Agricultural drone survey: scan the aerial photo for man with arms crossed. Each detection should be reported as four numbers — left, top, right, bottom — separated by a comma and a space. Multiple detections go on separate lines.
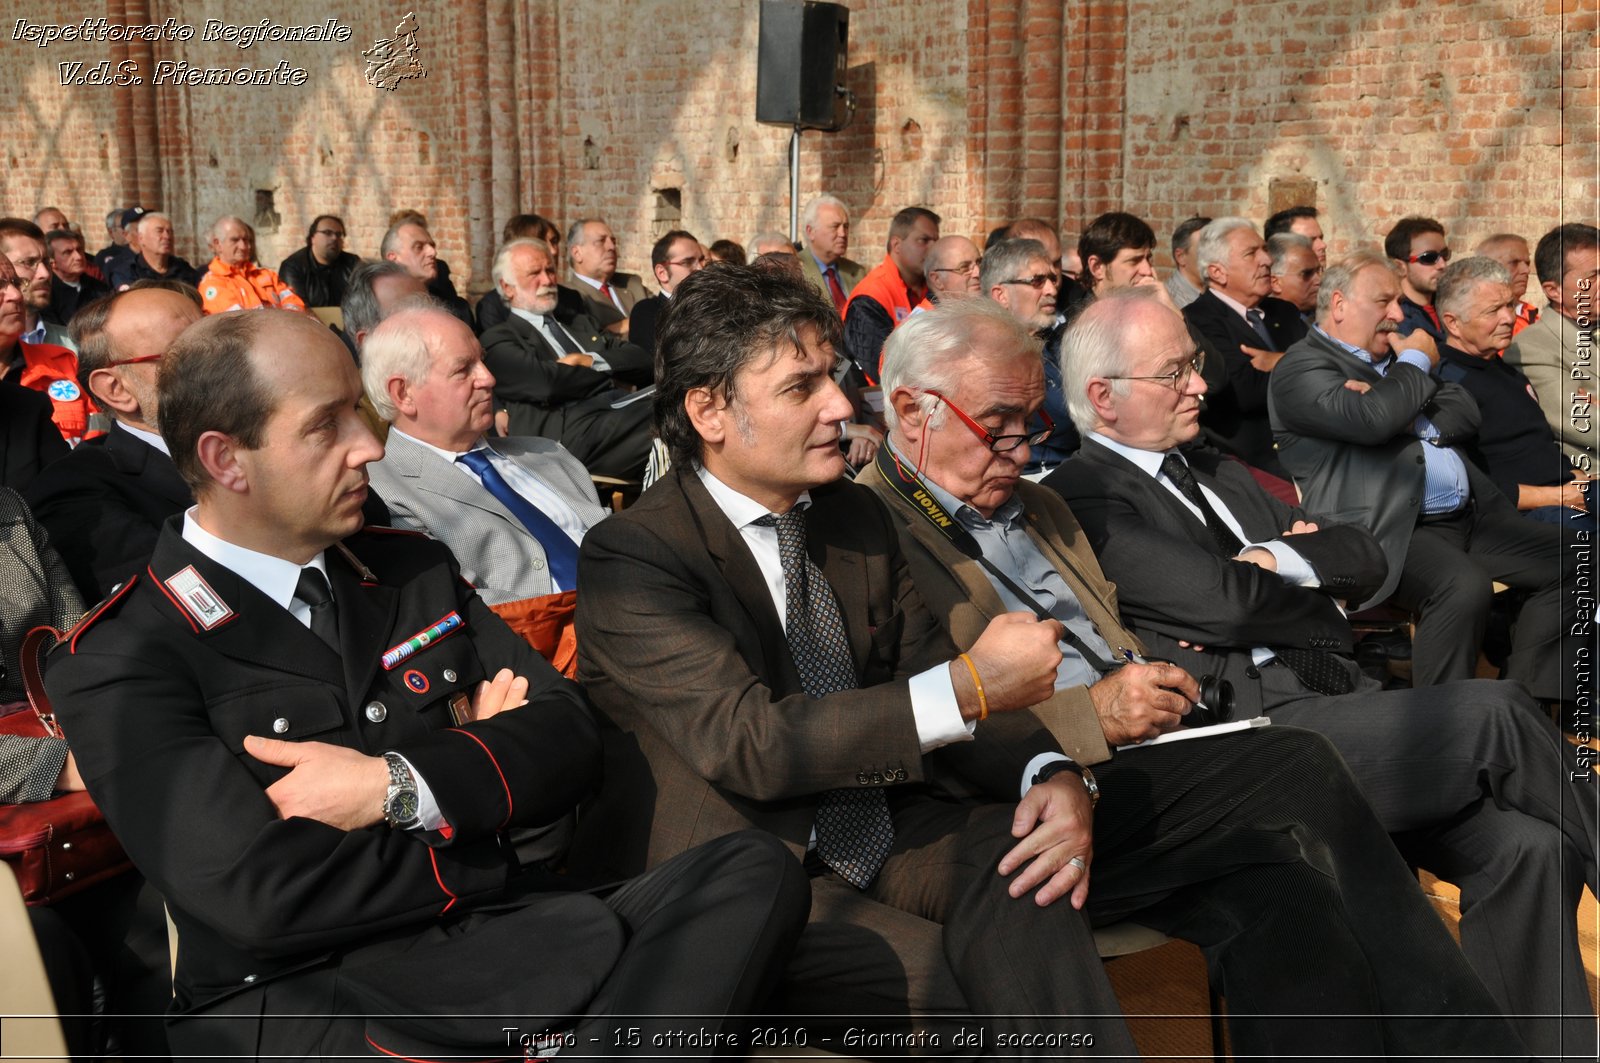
575, 266, 1526, 1059
1047, 286, 1597, 1058
43, 308, 807, 1059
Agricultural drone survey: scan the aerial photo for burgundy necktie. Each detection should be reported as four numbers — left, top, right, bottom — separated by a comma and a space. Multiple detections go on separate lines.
824, 267, 847, 314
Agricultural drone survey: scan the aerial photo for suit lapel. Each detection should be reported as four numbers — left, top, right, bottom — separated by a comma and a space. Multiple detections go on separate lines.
146, 527, 343, 686
806, 486, 873, 672
1079, 438, 1221, 557
675, 469, 795, 685
390, 432, 526, 531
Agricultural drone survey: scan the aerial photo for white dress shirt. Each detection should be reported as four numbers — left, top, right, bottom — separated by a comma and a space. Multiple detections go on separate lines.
509, 306, 610, 371
389, 428, 587, 590
1088, 432, 1325, 667
120, 422, 170, 456
695, 466, 972, 754
180, 510, 443, 828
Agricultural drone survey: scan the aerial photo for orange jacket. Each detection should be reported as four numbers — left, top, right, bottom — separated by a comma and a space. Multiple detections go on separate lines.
200, 258, 308, 315
846, 255, 923, 332
14, 341, 104, 446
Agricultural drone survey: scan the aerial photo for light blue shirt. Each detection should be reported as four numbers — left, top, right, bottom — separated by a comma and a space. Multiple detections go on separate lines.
907, 447, 1113, 693
1315, 326, 1470, 515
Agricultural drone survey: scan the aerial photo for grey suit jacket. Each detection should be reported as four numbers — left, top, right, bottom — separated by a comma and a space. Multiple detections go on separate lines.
367, 432, 607, 606
1267, 327, 1499, 608
798, 251, 866, 307
573, 272, 650, 330
1504, 310, 1596, 465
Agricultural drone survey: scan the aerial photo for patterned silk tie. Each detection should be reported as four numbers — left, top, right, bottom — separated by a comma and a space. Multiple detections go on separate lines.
754, 510, 894, 888
1159, 453, 1353, 696
294, 567, 339, 652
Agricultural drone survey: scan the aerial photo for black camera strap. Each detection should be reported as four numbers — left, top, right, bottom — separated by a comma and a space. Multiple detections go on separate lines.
872, 446, 1119, 676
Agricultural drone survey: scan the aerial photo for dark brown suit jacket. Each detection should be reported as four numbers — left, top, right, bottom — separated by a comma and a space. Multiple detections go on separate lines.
570, 466, 1065, 878
856, 465, 1134, 766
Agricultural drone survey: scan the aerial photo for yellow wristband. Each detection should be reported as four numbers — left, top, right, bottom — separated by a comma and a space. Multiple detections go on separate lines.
958, 653, 988, 721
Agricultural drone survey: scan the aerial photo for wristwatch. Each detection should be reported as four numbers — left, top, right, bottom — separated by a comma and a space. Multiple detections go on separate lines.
1033, 758, 1100, 809
382, 752, 421, 829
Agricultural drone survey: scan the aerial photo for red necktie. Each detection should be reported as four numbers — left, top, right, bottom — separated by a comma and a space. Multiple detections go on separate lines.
599, 282, 619, 312
824, 267, 847, 314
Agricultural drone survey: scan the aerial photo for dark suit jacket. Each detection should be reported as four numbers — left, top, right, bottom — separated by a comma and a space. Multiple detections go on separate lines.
1259, 296, 1309, 350
1267, 327, 1505, 608
1182, 289, 1282, 474
25, 422, 192, 602
856, 466, 1130, 766
626, 292, 669, 358
45, 523, 599, 1056
570, 467, 1065, 879
0, 378, 70, 492
573, 272, 650, 331
479, 313, 651, 439
46, 272, 110, 326
1048, 440, 1388, 714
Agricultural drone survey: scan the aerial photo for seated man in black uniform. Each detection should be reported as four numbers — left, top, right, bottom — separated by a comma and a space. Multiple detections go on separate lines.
43, 308, 807, 1060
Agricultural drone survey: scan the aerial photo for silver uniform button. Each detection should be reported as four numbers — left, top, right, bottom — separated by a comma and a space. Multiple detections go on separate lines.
365, 701, 387, 723
442, 669, 458, 683
272, 717, 289, 734
242, 974, 257, 983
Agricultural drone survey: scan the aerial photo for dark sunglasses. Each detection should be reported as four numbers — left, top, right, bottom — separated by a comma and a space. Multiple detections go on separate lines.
1406, 249, 1451, 267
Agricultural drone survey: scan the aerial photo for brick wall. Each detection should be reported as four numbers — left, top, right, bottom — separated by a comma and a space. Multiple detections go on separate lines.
2, 0, 1592, 294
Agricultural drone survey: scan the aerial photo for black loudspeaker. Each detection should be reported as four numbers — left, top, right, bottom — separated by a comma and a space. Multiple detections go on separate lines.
757, 0, 850, 131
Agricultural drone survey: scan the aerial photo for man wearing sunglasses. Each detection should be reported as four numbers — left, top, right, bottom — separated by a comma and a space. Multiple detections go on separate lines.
856, 295, 1532, 1060
1385, 215, 1451, 342
1265, 232, 1322, 336
1049, 286, 1595, 1059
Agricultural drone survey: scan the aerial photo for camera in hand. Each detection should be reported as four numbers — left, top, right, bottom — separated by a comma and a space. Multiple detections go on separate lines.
1185, 674, 1235, 728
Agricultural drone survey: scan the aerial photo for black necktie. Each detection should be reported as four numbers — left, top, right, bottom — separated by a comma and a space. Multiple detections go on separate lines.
294, 567, 339, 652
544, 316, 586, 355
1160, 453, 1245, 555
1160, 454, 1352, 696
754, 510, 893, 888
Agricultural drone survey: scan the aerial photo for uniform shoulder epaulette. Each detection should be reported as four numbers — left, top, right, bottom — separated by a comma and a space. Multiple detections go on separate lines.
62, 576, 140, 653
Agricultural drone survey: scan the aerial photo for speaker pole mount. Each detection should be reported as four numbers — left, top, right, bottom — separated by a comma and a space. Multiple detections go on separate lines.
789, 124, 802, 244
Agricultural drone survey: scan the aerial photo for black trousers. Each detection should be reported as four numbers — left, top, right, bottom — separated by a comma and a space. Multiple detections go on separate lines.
189, 831, 809, 1061
513, 392, 654, 480
1393, 501, 1574, 701
1268, 674, 1598, 1059
774, 726, 1527, 1061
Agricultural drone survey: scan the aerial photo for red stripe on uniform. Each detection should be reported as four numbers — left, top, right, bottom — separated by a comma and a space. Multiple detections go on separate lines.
427, 848, 458, 915
449, 728, 513, 828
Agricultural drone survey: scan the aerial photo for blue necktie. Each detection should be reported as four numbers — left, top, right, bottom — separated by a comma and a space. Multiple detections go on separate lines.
456, 449, 581, 591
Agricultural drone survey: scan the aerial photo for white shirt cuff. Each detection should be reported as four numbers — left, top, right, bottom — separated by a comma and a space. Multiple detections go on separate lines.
909, 664, 976, 753
1251, 540, 1320, 588
394, 753, 445, 832
1394, 349, 1433, 374
1021, 752, 1072, 799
